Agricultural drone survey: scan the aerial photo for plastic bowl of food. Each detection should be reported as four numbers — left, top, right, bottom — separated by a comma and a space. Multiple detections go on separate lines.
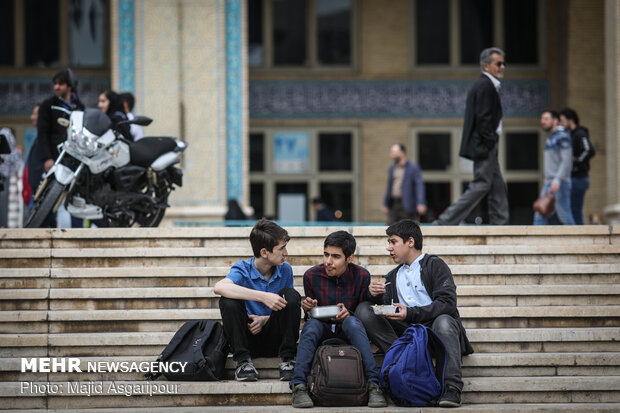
372, 304, 397, 315
309, 305, 341, 319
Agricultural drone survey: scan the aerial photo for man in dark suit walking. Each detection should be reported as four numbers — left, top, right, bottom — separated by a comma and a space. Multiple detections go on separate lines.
434, 47, 509, 225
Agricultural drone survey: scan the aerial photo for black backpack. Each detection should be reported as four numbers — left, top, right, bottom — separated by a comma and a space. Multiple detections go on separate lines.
306, 338, 368, 406
146, 320, 230, 381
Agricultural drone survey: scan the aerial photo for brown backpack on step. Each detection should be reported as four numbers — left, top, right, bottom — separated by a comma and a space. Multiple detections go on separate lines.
306, 338, 368, 406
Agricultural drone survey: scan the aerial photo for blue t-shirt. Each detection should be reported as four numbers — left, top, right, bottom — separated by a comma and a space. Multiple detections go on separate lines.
226, 257, 294, 316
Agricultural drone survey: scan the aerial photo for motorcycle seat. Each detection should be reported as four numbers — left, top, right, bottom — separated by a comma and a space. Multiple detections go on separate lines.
129, 137, 178, 167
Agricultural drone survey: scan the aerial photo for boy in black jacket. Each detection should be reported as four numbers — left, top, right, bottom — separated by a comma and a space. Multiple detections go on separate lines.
357, 219, 473, 408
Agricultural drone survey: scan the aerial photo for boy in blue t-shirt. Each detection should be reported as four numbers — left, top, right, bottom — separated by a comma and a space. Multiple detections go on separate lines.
214, 219, 301, 381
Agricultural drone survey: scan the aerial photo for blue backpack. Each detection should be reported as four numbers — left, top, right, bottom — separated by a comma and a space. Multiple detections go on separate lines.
379, 324, 447, 407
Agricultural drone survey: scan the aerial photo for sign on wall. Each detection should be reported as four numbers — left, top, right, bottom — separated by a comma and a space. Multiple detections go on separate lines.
273, 131, 309, 173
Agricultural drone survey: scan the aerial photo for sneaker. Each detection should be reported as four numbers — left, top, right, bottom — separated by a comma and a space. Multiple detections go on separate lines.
279, 359, 295, 381
438, 386, 461, 407
367, 381, 387, 408
234, 360, 258, 381
291, 383, 313, 408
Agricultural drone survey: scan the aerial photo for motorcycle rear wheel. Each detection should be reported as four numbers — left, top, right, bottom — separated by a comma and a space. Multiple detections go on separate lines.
25, 178, 66, 228
132, 190, 168, 227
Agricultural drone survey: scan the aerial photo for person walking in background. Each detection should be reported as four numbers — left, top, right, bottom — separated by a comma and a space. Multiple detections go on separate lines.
559, 108, 595, 225
434, 47, 509, 225
382, 143, 427, 224
120, 92, 144, 141
535, 110, 575, 225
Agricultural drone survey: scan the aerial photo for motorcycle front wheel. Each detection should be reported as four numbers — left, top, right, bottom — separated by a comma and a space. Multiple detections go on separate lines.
25, 178, 66, 228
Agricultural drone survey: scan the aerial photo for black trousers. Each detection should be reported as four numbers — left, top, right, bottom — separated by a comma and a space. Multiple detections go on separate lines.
356, 301, 465, 392
218, 287, 301, 362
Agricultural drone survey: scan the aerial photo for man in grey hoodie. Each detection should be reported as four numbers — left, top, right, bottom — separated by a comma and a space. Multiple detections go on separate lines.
535, 110, 575, 225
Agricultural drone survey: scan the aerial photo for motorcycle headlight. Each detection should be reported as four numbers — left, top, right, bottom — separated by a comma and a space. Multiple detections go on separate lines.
69, 127, 99, 156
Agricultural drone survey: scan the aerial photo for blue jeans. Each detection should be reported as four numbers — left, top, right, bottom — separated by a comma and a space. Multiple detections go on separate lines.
571, 176, 590, 225
290, 317, 379, 387
534, 181, 575, 225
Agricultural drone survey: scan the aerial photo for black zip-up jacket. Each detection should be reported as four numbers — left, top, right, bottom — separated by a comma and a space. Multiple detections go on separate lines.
370, 254, 474, 355
571, 126, 595, 178
37, 95, 84, 162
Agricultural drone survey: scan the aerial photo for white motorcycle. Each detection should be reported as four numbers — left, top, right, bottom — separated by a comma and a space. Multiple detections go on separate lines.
26, 108, 186, 227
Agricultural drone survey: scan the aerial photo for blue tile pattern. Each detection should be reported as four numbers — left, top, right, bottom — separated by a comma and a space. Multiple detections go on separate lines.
118, 0, 135, 93
0, 77, 111, 115
249, 79, 549, 119
226, 0, 243, 203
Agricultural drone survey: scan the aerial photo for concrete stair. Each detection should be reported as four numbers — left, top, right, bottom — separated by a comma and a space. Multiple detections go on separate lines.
0, 225, 619, 411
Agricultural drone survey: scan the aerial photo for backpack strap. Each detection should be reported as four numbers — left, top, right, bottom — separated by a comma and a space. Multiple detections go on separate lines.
192, 320, 220, 381
145, 320, 200, 380
321, 337, 348, 346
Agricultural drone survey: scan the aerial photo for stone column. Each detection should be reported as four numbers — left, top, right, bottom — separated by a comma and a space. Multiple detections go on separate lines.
111, 0, 248, 224
604, 0, 620, 224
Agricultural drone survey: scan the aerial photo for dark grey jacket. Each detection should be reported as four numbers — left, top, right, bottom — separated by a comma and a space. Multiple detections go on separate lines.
371, 254, 474, 355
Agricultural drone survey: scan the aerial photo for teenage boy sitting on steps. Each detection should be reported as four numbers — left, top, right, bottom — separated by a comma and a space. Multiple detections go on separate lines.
214, 219, 301, 382
289, 230, 387, 408
356, 219, 474, 408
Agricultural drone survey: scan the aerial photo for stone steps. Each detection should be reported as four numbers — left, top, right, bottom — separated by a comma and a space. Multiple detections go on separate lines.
3, 326, 618, 351
3, 246, 620, 269
1, 226, 619, 411
11, 404, 620, 413
1, 376, 619, 409
3, 352, 619, 381
2, 283, 618, 309
4, 304, 618, 322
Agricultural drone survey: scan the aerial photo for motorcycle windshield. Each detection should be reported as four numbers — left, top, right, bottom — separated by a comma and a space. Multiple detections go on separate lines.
83, 108, 112, 137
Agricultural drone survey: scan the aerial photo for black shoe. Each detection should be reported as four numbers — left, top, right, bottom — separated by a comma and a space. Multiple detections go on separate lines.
438, 386, 461, 407
291, 383, 313, 408
367, 381, 387, 407
234, 360, 258, 381
279, 359, 295, 381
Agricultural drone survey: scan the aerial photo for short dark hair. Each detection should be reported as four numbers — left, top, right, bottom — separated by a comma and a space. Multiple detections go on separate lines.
397, 143, 406, 154
559, 107, 579, 125
52, 69, 74, 89
119, 92, 135, 112
386, 219, 423, 250
541, 109, 559, 120
324, 230, 356, 258
249, 219, 290, 257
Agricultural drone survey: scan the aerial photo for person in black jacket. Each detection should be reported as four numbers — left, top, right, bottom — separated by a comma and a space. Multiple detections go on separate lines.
357, 219, 473, 408
559, 108, 596, 225
37, 69, 84, 174
434, 47, 509, 225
